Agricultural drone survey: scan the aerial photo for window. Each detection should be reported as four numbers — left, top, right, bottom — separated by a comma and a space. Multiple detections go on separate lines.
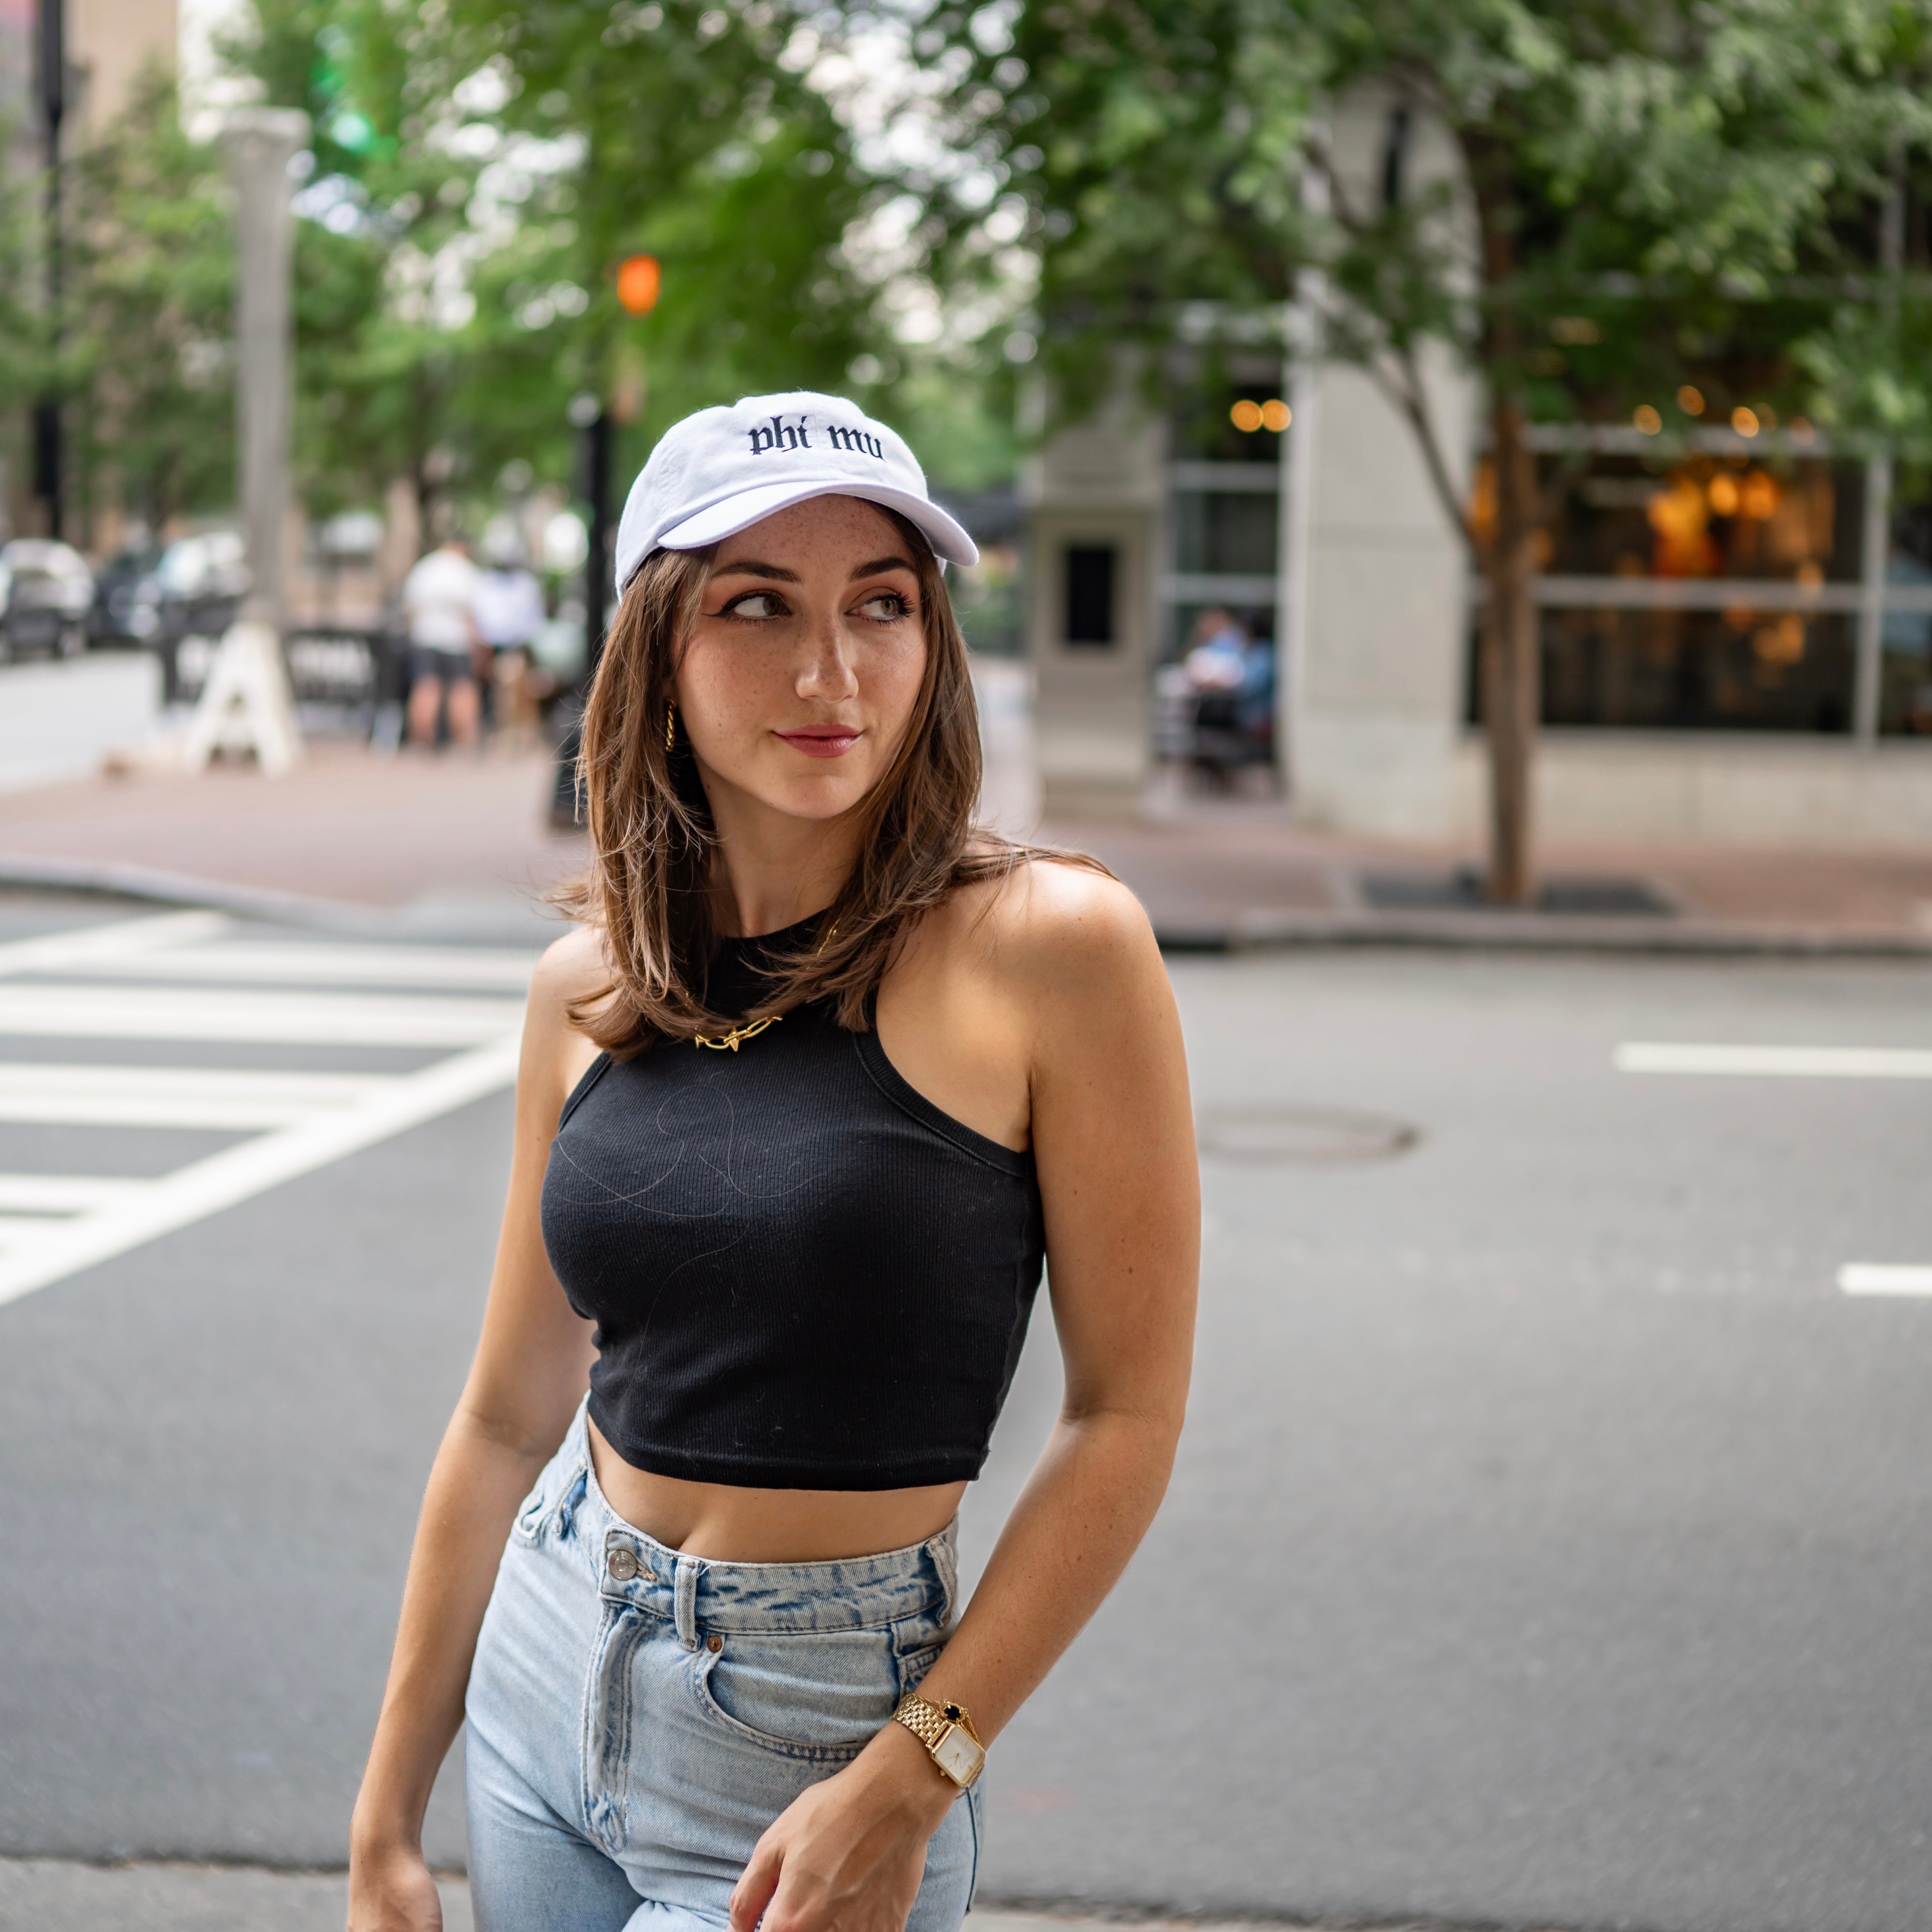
1064, 545, 1116, 646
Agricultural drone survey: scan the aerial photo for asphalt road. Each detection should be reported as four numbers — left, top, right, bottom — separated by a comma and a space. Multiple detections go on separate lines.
2, 892, 1929, 1932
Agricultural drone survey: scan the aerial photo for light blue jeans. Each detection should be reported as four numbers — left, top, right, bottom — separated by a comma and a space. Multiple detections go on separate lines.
464, 1402, 982, 1932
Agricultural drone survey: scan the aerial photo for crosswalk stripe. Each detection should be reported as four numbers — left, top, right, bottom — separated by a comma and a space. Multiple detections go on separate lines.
0, 1074, 389, 1128
0, 911, 540, 1306
0, 1175, 149, 1212
0, 1032, 524, 1307
0, 983, 526, 1047
54, 939, 540, 993
1615, 1042, 1932, 1078
0, 911, 230, 978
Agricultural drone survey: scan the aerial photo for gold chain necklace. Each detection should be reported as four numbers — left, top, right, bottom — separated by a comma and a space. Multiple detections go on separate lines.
691, 917, 838, 1052
693, 1014, 780, 1052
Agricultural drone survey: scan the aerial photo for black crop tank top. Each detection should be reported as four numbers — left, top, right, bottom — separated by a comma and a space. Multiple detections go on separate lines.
540, 919, 1045, 1490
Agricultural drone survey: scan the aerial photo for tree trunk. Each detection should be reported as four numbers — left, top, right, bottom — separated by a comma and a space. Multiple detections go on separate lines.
1479, 397, 1540, 905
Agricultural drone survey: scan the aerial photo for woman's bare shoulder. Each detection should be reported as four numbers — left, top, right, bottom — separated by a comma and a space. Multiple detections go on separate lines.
523, 923, 614, 1048
940, 849, 1156, 992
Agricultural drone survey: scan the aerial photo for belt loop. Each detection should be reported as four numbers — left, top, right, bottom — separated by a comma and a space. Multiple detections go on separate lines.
674, 1556, 703, 1649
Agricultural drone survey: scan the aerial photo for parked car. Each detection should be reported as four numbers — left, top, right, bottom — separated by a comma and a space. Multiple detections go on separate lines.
0, 540, 94, 662
88, 541, 167, 648
148, 530, 250, 702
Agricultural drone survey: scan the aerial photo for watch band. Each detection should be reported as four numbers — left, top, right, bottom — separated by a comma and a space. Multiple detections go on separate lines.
893, 1693, 985, 1788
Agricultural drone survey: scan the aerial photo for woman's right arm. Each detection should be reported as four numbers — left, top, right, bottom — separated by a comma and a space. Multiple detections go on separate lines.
347, 936, 603, 1932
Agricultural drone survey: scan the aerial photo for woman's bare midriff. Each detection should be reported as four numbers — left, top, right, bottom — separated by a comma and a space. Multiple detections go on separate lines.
588, 1416, 968, 1564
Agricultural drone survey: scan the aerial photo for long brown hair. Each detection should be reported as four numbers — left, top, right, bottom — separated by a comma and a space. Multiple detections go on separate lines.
553, 506, 1101, 1053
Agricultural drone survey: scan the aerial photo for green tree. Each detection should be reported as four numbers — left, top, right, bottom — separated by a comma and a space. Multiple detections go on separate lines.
63, 66, 235, 537
234, 0, 888, 541
913, 0, 1932, 898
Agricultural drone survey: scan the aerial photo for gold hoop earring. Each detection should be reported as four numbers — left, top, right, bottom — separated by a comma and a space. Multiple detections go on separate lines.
664, 702, 677, 752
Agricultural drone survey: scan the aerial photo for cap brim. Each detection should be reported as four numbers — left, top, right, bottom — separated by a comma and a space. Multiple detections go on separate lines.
657, 481, 979, 568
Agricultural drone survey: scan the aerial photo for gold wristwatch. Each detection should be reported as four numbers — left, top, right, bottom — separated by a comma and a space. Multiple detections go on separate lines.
893, 1692, 986, 1790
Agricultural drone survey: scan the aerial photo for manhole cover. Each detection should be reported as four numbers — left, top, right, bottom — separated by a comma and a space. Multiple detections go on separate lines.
1197, 1105, 1421, 1164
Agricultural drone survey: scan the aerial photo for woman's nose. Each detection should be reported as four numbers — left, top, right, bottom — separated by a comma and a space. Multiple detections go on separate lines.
796, 614, 859, 699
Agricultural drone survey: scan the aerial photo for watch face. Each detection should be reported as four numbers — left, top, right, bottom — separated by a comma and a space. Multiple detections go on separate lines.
933, 1725, 984, 1789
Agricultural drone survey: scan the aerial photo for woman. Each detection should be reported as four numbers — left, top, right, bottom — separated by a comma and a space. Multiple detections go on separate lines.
348, 391, 1199, 1932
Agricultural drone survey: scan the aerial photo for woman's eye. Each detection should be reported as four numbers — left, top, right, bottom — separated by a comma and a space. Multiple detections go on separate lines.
855, 591, 913, 621
720, 591, 786, 619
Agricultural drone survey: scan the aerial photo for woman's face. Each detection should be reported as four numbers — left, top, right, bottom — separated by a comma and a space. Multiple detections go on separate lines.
674, 495, 928, 825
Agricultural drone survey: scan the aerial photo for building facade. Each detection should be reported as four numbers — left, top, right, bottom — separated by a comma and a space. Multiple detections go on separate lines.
1024, 96, 1932, 848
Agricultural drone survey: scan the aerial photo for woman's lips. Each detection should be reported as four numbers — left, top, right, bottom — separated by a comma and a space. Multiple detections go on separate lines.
774, 727, 861, 759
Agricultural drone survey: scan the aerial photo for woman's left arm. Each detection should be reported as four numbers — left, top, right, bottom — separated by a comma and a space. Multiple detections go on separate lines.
730, 874, 1199, 1932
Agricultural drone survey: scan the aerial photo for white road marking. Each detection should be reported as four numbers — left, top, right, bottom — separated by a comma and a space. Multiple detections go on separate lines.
55, 939, 538, 992
0, 1031, 522, 1307
0, 912, 540, 1307
1837, 1264, 1932, 1298
0, 911, 230, 978
0, 1064, 399, 1130
1616, 1042, 1932, 1079
0, 983, 526, 1047
0, 1174, 148, 1212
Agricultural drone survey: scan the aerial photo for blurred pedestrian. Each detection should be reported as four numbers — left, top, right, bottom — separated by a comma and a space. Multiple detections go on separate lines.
347, 393, 1199, 1932
473, 530, 548, 747
402, 536, 483, 748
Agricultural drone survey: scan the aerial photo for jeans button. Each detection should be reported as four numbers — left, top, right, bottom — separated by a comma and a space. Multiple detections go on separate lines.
706, 1634, 723, 1653
608, 1547, 639, 1581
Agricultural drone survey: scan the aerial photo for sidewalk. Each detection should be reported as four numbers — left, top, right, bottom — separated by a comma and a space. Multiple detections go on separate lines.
0, 738, 1930, 953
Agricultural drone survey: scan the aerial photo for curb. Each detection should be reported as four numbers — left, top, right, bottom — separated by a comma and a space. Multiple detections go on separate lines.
5, 852, 1929, 960
1162, 906, 1932, 959
0, 854, 564, 946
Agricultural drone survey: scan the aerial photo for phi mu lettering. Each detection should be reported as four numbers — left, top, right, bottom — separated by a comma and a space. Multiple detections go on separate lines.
747, 413, 884, 459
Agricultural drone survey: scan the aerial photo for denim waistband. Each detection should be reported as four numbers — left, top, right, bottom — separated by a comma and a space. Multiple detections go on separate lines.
541, 1401, 958, 1644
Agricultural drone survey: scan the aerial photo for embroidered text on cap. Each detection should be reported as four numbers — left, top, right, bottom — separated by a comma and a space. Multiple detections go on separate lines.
747, 413, 884, 461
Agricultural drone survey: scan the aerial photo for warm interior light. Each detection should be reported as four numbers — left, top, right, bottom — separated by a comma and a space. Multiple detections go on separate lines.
1740, 471, 1779, 519
1677, 385, 1705, 415
1796, 560, 1824, 588
1758, 404, 1778, 430
1633, 404, 1662, 434
1754, 614, 1806, 665
1260, 398, 1291, 432
1230, 399, 1264, 433
1731, 406, 1759, 436
1707, 473, 1740, 516
616, 254, 661, 315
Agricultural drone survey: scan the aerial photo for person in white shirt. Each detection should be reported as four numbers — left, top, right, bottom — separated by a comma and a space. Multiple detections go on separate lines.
402, 538, 483, 748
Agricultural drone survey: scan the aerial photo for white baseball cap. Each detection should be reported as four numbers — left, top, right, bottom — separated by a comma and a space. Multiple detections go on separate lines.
612, 390, 979, 591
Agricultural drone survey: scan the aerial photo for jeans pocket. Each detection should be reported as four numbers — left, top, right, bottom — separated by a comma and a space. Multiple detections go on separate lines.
692, 1627, 895, 1762
511, 1480, 548, 1545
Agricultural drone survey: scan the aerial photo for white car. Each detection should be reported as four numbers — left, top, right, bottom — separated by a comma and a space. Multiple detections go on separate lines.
0, 540, 94, 661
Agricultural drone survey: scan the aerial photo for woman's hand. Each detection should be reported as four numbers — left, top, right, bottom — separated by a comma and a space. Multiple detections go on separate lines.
728, 1724, 958, 1932
347, 1835, 444, 1932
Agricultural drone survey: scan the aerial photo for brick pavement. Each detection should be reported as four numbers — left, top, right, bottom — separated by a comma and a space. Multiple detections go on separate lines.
0, 738, 1928, 948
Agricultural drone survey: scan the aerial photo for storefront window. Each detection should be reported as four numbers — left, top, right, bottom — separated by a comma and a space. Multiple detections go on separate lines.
1173, 491, 1278, 577
1542, 454, 1862, 584
1540, 608, 1854, 732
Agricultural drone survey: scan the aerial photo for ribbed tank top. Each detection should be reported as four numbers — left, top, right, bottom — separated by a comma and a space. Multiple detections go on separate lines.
539, 918, 1046, 1490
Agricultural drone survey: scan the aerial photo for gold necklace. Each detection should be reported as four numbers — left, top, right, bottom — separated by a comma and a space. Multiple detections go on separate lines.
693, 1015, 780, 1052
692, 916, 838, 1051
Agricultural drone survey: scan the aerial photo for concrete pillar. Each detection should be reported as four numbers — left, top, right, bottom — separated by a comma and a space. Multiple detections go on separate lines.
1023, 383, 1164, 817
188, 107, 308, 777
220, 106, 309, 632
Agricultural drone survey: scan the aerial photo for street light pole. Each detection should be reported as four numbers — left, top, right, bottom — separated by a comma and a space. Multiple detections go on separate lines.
550, 392, 612, 827
34, 0, 65, 540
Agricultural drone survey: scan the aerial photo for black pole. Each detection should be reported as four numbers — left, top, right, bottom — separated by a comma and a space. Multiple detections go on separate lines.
34, 0, 64, 540
550, 400, 613, 828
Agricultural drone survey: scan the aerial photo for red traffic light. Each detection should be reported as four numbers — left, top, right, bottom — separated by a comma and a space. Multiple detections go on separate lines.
616, 254, 661, 316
